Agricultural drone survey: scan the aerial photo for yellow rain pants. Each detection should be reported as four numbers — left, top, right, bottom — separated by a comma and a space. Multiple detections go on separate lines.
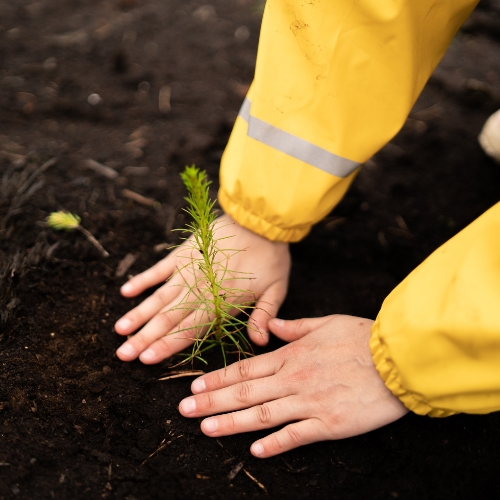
218, 0, 500, 417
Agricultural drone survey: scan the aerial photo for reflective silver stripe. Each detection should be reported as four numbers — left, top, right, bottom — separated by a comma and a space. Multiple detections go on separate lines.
239, 96, 251, 123
238, 98, 359, 178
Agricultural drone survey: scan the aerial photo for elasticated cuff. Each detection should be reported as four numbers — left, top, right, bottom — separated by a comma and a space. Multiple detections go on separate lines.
370, 319, 456, 418
218, 188, 313, 243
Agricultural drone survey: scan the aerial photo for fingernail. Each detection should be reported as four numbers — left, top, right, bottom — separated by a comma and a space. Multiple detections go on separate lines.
192, 378, 206, 393
116, 318, 132, 332
117, 343, 136, 357
202, 418, 218, 433
140, 349, 155, 361
260, 328, 269, 340
272, 318, 285, 327
121, 283, 134, 294
251, 442, 264, 457
180, 398, 196, 415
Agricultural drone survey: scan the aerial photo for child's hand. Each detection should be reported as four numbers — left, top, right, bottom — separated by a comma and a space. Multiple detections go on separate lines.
114, 214, 291, 363
179, 315, 408, 457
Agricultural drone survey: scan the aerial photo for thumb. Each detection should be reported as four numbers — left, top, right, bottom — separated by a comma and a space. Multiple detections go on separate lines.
247, 281, 288, 346
269, 315, 333, 342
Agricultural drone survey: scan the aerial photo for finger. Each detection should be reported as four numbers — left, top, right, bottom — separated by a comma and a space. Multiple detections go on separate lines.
138, 306, 214, 364
116, 297, 194, 361
250, 418, 328, 458
179, 375, 287, 418
247, 281, 288, 346
115, 273, 184, 335
120, 253, 177, 297
190, 351, 282, 394
268, 315, 334, 342
198, 396, 300, 437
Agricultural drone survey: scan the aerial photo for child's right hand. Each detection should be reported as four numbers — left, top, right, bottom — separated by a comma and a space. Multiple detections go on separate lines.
114, 214, 291, 364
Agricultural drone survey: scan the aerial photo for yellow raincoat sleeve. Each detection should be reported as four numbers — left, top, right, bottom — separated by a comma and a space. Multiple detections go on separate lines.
219, 0, 478, 242
370, 203, 500, 416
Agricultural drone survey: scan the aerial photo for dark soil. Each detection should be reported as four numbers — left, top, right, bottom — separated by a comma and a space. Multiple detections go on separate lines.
1, 0, 500, 498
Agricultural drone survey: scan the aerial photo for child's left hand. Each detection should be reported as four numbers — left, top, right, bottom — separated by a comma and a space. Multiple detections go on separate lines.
114, 215, 290, 364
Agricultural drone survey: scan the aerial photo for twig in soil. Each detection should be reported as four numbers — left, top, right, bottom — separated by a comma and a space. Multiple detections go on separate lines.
1, 245, 46, 335
216, 439, 267, 493
115, 253, 137, 277
125, 138, 148, 159
121, 188, 160, 209
227, 461, 245, 481
153, 242, 171, 253
158, 370, 205, 381
386, 227, 414, 240
83, 159, 119, 180
378, 231, 388, 249
323, 216, 347, 230
243, 468, 267, 494
395, 215, 410, 233
0, 150, 26, 167
280, 458, 308, 474
45, 241, 62, 259
410, 103, 443, 121
1, 157, 57, 229
29, 158, 58, 183
141, 434, 183, 466
47, 211, 109, 258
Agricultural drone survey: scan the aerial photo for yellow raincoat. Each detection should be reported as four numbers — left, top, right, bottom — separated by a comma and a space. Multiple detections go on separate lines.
218, 0, 500, 417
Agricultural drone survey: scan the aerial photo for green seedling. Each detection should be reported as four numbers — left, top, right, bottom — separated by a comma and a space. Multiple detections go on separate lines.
47, 211, 109, 258
169, 166, 257, 366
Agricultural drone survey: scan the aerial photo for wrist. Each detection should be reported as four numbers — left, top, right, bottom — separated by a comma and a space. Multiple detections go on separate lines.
218, 188, 312, 242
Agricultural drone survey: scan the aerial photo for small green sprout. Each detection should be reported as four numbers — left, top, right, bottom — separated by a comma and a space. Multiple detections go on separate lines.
47, 211, 109, 258
168, 166, 256, 366
47, 211, 81, 231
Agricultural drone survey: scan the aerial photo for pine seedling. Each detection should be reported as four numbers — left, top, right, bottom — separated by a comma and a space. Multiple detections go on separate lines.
170, 165, 256, 366
47, 211, 109, 258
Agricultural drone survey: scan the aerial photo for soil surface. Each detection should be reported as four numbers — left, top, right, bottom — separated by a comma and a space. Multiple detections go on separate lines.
2, 0, 500, 499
